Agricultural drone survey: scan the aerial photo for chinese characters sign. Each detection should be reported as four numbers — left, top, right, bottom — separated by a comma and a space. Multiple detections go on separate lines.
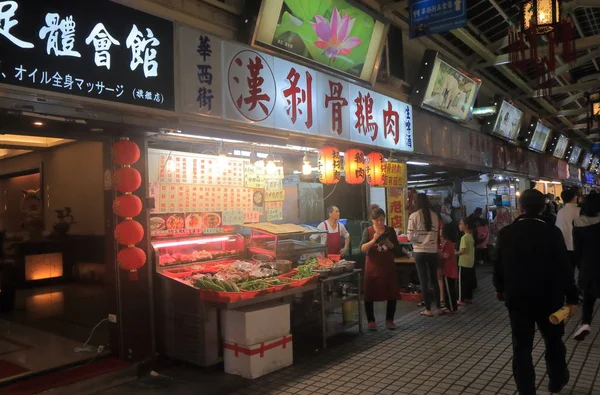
178, 29, 414, 153
382, 162, 407, 188
409, 0, 466, 38
0, 0, 174, 109
386, 188, 405, 233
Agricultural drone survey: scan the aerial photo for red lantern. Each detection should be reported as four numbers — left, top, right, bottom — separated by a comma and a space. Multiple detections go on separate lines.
117, 247, 146, 281
113, 194, 143, 218
115, 219, 144, 246
366, 152, 385, 186
112, 139, 140, 166
344, 149, 366, 184
113, 167, 141, 193
318, 146, 341, 185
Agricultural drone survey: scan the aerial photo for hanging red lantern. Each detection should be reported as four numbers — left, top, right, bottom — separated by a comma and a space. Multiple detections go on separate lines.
112, 138, 141, 166
117, 247, 146, 281
113, 167, 142, 193
115, 219, 144, 246
112, 193, 143, 218
318, 146, 341, 185
344, 149, 366, 184
366, 152, 385, 186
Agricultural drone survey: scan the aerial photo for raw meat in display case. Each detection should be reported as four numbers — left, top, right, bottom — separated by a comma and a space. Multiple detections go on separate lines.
152, 235, 244, 267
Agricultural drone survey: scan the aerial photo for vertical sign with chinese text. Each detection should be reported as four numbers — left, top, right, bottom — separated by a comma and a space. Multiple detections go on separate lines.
0, 0, 174, 109
382, 162, 407, 188
386, 188, 406, 233
178, 25, 221, 117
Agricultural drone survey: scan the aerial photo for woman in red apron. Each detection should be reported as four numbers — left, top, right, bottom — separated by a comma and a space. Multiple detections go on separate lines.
360, 207, 401, 330
318, 206, 350, 257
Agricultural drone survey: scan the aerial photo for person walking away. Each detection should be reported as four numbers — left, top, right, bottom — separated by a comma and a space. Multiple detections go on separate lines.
494, 189, 578, 395
315, 206, 350, 257
456, 218, 476, 305
360, 207, 402, 330
572, 193, 600, 341
439, 224, 458, 314
475, 218, 489, 265
408, 194, 441, 317
556, 189, 580, 271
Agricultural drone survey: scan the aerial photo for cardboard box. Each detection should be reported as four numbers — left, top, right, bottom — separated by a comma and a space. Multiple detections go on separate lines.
224, 335, 293, 379
221, 303, 290, 346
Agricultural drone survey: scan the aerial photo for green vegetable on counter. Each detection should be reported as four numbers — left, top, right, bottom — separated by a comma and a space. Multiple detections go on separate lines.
194, 277, 240, 292
292, 264, 315, 280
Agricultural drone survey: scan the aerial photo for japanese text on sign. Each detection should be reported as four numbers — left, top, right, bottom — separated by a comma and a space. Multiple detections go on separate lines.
0, 0, 174, 109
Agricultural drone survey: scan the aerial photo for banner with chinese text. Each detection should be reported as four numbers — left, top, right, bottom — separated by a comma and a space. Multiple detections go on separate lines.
0, 0, 174, 109
178, 27, 414, 153
382, 162, 407, 188
386, 188, 406, 233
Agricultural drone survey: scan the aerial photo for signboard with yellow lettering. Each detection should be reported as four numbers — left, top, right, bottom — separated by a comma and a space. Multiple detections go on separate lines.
382, 162, 407, 188
386, 187, 405, 233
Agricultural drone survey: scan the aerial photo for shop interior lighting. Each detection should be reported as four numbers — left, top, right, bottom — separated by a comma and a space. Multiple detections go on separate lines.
154, 236, 233, 248
407, 178, 441, 184
406, 161, 429, 166
409, 173, 429, 178
265, 152, 277, 175
33, 121, 44, 126
302, 152, 312, 176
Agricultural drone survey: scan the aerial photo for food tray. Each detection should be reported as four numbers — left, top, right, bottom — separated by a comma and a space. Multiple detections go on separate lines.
279, 270, 319, 287
162, 268, 193, 279
398, 292, 422, 302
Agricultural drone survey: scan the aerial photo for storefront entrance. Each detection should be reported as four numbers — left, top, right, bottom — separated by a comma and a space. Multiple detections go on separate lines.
0, 113, 112, 382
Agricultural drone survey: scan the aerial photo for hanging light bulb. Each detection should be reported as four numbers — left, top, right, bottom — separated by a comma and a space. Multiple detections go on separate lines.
166, 156, 176, 172
266, 153, 277, 175
217, 142, 228, 173
302, 153, 312, 176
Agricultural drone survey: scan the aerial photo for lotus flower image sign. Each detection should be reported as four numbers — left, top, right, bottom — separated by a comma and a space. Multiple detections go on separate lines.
253, 0, 387, 84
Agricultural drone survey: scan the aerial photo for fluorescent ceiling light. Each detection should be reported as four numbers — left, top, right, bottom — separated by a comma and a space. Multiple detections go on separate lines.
0, 134, 73, 148
407, 161, 429, 166
409, 173, 429, 178
407, 178, 441, 184
434, 171, 448, 175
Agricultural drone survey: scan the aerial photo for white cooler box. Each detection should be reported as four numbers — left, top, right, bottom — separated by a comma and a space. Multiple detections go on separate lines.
224, 335, 293, 379
221, 303, 290, 345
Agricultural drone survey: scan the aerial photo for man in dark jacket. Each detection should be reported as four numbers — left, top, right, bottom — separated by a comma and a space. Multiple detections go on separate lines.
494, 189, 578, 395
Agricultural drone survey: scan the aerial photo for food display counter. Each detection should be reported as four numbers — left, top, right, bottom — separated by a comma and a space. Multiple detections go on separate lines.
152, 228, 360, 367
246, 223, 327, 261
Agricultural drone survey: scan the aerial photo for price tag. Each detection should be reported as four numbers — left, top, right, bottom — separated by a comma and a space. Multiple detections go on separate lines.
244, 211, 261, 223
222, 209, 245, 226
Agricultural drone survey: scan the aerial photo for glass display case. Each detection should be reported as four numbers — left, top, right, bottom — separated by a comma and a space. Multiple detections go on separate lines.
152, 234, 245, 272
246, 224, 327, 261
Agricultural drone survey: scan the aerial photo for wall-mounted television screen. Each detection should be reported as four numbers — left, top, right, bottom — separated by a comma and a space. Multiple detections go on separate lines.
253, 0, 388, 85
591, 157, 600, 172
581, 152, 593, 169
552, 134, 569, 159
553, 135, 569, 159
491, 101, 523, 142
529, 121, 551, 153
569, 146, 582, 165
414, 50, 481, 122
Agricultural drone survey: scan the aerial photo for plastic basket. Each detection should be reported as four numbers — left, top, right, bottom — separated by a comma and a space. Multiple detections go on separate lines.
398, 292, 422, 302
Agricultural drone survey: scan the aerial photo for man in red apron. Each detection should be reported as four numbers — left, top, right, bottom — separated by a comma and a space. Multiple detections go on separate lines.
316, 206, 350, 257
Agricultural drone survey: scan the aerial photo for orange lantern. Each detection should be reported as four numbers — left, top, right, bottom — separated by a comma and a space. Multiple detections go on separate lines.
113, 167, 142, 193
366, 151, 385, 186
344, 149, 366, 184
115, 219, 145, 246
318, 146, 341, 184
117, 247, 147, 281
113, 194, 143, 218
112, 138, 141, 166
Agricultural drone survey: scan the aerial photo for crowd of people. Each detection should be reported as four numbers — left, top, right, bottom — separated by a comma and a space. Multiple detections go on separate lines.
322, 189, 598, 395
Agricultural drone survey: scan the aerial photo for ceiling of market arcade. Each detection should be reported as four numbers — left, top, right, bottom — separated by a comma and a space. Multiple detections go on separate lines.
360, 0, 600, 147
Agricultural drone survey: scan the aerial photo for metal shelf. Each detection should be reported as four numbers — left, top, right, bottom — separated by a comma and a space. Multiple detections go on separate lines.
321, 294, 361, 311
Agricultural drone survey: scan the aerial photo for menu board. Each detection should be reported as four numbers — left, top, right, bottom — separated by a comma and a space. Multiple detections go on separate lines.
148, 149, 286, 236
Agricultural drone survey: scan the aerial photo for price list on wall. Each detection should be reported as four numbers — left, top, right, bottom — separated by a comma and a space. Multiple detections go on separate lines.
148, 149, 285, 229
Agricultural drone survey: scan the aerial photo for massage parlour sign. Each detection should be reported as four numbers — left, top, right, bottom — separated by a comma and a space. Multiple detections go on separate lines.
177, 25, 414, 153
0, 0, 175, 109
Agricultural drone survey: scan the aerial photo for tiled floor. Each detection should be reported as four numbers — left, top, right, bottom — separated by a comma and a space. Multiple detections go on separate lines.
101, 266, 599, 394
0, 283, 110, 383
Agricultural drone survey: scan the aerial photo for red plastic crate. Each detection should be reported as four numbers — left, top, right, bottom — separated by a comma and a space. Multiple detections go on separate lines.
398, 292, 422, 302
